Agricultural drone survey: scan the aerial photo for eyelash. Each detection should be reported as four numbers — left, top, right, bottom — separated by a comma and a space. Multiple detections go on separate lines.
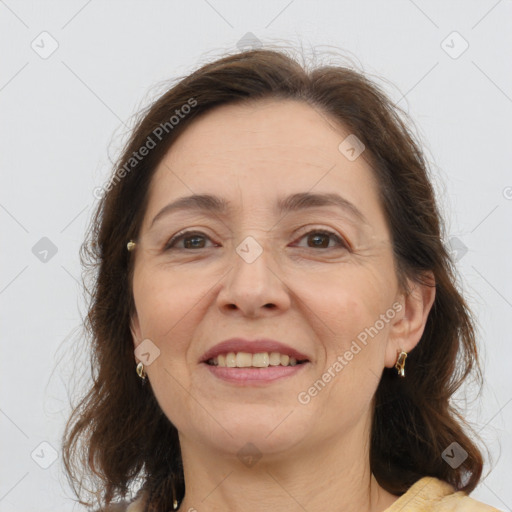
164, 228, 349, 251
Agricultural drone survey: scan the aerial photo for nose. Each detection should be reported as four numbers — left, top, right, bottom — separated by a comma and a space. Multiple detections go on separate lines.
216, 236, 291, 317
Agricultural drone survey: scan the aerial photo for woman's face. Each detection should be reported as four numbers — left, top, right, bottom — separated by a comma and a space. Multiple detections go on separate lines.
131, 99, 411, 458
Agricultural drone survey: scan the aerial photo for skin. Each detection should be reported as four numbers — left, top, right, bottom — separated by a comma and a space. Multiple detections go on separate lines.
130, 98, 436, 512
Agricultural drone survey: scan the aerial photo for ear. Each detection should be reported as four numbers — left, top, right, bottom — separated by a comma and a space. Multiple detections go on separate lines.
385, 272, 436, 368
130, 310, 142, 351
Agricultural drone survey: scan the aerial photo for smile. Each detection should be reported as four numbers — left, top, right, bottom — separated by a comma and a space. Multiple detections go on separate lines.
206, 351, 309, 368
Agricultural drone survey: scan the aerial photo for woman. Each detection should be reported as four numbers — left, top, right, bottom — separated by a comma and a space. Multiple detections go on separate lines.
63, 48, 501, 511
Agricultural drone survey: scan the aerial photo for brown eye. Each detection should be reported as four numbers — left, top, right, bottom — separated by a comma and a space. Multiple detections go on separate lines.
164, 231, 215, 250
293, 229, 348, 250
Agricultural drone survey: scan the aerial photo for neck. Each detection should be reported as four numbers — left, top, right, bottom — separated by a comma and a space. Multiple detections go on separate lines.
176, 416, 399, 512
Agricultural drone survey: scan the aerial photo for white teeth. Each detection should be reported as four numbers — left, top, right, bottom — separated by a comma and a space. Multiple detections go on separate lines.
226, 352, 236, 367
252, 353, 269, 367
269, 352, 281, 366
236, 352, 252, 367
209, 351, 305, 368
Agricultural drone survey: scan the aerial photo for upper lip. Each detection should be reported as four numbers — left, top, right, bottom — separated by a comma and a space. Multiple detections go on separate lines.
200, 338, 310, 363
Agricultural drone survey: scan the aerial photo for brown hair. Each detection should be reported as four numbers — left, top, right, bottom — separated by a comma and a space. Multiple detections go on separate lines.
62, 47, 484, 511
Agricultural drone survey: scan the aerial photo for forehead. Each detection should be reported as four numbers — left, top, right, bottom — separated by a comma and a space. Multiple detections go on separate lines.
148, 98, 377, 201
164, 99, 347, 168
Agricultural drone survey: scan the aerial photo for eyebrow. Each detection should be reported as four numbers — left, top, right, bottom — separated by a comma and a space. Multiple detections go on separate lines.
149, 192, 368, 228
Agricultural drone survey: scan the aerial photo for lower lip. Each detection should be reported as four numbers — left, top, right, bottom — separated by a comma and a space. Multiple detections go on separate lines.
203, 362, 309, 384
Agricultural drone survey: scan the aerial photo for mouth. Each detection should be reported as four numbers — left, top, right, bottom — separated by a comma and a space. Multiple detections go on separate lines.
200, 338, 311, 384
205, 351, 309, 368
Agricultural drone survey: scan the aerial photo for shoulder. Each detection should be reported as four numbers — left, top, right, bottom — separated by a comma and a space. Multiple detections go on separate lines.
385, 476, 503, 512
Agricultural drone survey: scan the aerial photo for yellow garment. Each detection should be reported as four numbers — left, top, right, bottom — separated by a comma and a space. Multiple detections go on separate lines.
120, 476, 502, 511
384, 477, 502, 512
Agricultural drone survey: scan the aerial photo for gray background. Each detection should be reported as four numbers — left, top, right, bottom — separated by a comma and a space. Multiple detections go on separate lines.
1, 1, 511, 510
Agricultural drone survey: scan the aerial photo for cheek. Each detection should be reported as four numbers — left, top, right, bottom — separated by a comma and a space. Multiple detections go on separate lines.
133, 264, 205, 339
305, 267, 392, 338
132, 269, 202, 426
303, 266, 394, 397
306, 289, 388, 429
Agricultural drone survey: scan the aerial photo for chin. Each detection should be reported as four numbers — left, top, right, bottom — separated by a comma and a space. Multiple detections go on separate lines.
206, 407, 311, 455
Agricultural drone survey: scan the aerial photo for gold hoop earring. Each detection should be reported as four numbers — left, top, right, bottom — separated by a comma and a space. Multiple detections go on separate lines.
395, 349, 407, 377
136, 361, 147, 380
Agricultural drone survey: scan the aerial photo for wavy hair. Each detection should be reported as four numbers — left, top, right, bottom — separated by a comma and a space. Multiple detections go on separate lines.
62, 47, 484, 511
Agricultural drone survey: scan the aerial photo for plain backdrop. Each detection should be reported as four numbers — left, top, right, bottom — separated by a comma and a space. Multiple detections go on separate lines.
1, 1, 511, 511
